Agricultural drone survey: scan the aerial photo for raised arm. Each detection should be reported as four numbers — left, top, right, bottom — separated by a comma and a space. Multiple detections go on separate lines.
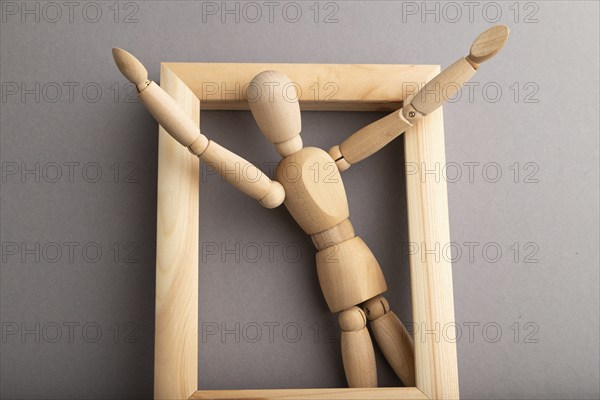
112, 48, 285, 209
329, 25, 509, 172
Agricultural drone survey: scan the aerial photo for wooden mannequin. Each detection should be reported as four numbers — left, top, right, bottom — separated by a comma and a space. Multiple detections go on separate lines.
112, 25, 508, 388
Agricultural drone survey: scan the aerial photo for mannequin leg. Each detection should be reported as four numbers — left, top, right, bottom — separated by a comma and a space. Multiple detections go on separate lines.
339, 306, 377, 387
363, 295, 415, 386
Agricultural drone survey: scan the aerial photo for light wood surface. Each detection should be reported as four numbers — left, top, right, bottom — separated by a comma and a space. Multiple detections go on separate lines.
149, 61, 461, 398
407, 58, 476, 117
336, 109, 413, 166
199, 140, 285, 208
154, 64, 199, 400
405, 105, 460, 399
113, 49, 286, 209
311, 219, 355, 251
469, 25, 510, 65
139, 81, 203, 147
327, 145, 352, 172
330, 25, 509, 172
112, 47, 149, 91
315, 236, 387, 313
248, 70, 302, 157
248, 74, 412, 389
113, 48, 203, 148
339, 307, 377, 388
408, 24, 508, 116
364, 296, 415, 387
275, 147, 349, 235
189, 387, 429, 399
164, 62, 440, 111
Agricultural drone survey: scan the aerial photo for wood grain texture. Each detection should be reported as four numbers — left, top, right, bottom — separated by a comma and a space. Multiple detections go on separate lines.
200, 140, 285, 208
311, 219, 355, 251
112, 47, 149, 91
154, 64, 199, 400
275, 147, 349, 235
316, 236, 387, 313
364, 296, 415, 387
139, 81, 202, 147
164, 63, 440, 111
408, 58, 475, 116
338, 109, 413, 165
469, 25, 510, 65
189, 387, 429, 400
369, 310, 415, 387
404, 99, 460, 399
339, 307, 378, 388
247, 70, 302, 151
153, 62, 459, 399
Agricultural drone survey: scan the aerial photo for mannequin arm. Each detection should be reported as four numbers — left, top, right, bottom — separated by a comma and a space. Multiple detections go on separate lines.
112, 48, 284, 209
329, 25, 509, 172
190, 135, 285, 209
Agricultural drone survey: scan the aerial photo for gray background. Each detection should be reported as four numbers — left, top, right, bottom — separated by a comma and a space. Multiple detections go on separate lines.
1, 1, 598, 399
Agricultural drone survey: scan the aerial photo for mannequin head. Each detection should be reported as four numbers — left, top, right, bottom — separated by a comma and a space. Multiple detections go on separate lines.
248, 71, 303, 157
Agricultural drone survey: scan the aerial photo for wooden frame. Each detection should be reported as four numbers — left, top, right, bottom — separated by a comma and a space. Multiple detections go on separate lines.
154, 63, 459, 400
